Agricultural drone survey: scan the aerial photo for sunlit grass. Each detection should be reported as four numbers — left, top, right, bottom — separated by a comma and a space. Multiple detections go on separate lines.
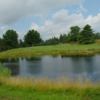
0, 43, 100, 59
0, 77, 99, 92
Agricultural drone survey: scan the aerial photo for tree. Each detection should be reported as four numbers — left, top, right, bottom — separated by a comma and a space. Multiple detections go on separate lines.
59, 34, 68, 43
0, 38, 5, 51
24, 29, 42, 46
3, 30, 19, 50
79, 24, 95, 44
68, 26, 80, 42
95, 32, 100, 39
19, 39, 25, 47
45, 37, 59, 45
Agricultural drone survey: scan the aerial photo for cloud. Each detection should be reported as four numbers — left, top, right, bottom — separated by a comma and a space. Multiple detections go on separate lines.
0, 25, 8, 37
0, 0, 81, 24
31, 9, 100, 39
1, 0, 100, 40
85, 14, 100, 32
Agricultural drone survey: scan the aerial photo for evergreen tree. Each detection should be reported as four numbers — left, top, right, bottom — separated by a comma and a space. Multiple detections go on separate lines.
68, 26, 80, 42
59, 34, 68, 43
79, 24, 95, 44
45, 37, 59, 45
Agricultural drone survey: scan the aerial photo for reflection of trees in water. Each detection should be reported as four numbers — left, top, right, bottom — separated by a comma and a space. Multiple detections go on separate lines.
0, 58, 19, 63
28, 62, 42, 75
69, 57, 96, 82
83, 57, 94, 74
70, 57, 83, 74
26, 57, 42, 74
70, 57, 94, 74
26, 57, 42, 61
61, 55, 68, 58
0, 58, 19, 76
4, 63, 19, 76
20, 57, 42, 75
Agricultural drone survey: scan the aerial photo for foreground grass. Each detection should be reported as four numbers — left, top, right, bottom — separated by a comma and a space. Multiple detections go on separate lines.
0, 77, 100, 100
0, 43, 100, 59
0, 84, 100, 100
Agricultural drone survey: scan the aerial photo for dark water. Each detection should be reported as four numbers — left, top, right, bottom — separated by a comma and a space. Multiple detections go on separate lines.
1, 55, 100, 82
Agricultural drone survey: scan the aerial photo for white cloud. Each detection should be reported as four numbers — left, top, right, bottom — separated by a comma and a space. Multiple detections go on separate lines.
0, 25, 8, 38
31, 9, 100, 39
0, 0, 81, 24
85, 14, 100, 31
0, 0, 100, 40
77, 0, 87, 13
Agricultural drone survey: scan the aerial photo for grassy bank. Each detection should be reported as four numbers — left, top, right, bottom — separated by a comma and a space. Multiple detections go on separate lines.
0, 43, 100, 59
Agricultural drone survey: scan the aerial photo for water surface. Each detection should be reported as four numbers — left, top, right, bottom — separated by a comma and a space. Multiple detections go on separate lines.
1, 55, 100, 82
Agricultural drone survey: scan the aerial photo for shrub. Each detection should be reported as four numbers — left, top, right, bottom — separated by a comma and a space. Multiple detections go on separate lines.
0, 64, 11, 77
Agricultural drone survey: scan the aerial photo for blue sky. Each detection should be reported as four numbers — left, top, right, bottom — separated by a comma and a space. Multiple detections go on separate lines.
84, 0, 100, 15
0, 0, 100, 39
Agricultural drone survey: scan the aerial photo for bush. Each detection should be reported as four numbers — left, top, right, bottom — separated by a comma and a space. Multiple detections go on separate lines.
0, 64, 11, 77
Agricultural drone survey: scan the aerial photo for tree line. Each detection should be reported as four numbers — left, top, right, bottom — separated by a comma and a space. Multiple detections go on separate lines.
0, 24, 100, 51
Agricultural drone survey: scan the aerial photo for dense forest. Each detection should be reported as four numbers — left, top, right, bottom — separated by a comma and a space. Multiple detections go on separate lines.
0, 24, 100, 51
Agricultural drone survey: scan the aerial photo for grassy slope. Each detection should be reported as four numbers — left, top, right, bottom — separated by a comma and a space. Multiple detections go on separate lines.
0, 85, 100, 100
0, 43, 100, 59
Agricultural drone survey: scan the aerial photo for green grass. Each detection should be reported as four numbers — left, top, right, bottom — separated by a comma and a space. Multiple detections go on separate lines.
0, 76, 100, 100
0, 84, 100, 100
0, 43, 100, 59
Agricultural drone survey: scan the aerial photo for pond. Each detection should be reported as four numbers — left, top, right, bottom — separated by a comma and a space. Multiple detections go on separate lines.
1, 55, 100, 82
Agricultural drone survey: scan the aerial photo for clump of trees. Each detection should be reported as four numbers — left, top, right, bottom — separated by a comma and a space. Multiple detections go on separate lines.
78, 25, 95, 44
44, 24, 98, 45
0, 29, 42, 51
0, 24, 99, 51
44, 37, 59, 45
68, 24, 96, 44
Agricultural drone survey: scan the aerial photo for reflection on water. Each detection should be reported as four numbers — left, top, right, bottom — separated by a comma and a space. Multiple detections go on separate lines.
2, 58, 19, 75
19, 57, 42, 76
1, 56, 100, 82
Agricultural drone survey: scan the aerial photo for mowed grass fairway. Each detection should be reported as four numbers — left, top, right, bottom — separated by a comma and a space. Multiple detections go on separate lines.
0, 43, 100, 59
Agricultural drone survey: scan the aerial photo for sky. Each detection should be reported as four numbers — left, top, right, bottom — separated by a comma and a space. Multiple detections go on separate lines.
0, 0, 100, 39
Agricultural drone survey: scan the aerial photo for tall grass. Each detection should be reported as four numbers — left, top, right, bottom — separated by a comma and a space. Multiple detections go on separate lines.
1, 77, 99, 91
0, 67, 99, 99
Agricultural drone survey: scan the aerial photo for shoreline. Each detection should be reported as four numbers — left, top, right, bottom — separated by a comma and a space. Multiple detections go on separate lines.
0, 43, 100, 59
